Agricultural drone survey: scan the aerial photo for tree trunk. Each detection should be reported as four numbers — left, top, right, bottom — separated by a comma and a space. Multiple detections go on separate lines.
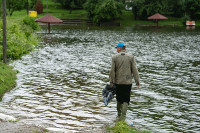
69, 8, 72, 14
27, 0, 29, 15
3, 0, 7, 63
46, 0, 48, 14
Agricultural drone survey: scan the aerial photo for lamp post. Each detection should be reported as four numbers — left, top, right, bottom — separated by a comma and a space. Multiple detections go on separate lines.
2, 0, 7, 63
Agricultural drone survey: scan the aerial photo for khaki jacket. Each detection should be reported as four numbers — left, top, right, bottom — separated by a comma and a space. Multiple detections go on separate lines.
109, 50, 139, 85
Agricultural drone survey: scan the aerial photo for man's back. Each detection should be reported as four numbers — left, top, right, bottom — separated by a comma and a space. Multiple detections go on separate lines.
110, 50, 139, 85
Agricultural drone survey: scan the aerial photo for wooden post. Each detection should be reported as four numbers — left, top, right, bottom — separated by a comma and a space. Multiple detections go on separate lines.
48, 23, 50, 33
156, 19, 158, 27
3, 0, 7, 63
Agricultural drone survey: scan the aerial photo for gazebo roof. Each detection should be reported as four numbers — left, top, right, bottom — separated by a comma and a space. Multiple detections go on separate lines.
35, 14, 63, 23
148, 13, 168, 20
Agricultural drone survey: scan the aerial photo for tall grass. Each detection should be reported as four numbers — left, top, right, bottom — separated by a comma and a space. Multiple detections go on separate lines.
107, 121, 151, 133
0, 62, 17, 101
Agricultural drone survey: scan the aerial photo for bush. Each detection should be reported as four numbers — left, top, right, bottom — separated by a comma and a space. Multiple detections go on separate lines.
84, 0, 123, 25
22, 16, 39, 31
0, 17, 39, 60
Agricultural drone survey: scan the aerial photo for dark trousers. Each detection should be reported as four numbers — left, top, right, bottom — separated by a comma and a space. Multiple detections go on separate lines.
116, 84, 132, 104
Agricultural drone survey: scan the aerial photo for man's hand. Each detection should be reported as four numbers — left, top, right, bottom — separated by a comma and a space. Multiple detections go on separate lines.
110, 82, 113, 88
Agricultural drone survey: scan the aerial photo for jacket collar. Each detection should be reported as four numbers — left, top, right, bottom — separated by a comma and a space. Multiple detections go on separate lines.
119, 49, 126, 53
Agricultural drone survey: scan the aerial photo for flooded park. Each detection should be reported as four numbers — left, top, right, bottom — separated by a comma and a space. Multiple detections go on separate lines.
0, 25, 200, 133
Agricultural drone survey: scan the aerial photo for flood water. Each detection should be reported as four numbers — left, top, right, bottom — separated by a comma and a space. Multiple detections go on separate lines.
0, 25, 200, 133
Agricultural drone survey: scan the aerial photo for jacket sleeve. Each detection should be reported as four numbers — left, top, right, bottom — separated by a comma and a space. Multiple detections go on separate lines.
109, 56, 116, 84
131, 56, 140, 85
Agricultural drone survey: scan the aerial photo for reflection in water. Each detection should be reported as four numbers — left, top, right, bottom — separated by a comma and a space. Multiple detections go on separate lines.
0, 26, 200, 133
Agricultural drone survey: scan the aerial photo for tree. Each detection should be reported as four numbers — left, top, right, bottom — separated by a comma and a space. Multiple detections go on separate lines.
55, 0, 86, 13
127, 0, 169, 20
35, 0, 43, 14
0, 1, 2, 16
84, 0, 123, 25
7, 0, 26, 16
30, 0, 37, 10
185, 0, 200, 20
126, 0, 144, 20
84, 0, 99, 19
168, 0, 186, 17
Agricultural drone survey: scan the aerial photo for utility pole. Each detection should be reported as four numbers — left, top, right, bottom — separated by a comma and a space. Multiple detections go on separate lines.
47, 0, 48, 14
2, 0, 7, 63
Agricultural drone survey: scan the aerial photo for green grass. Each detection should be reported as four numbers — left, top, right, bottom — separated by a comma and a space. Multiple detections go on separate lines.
107, 121, 151, 133
0, 62, 17, 101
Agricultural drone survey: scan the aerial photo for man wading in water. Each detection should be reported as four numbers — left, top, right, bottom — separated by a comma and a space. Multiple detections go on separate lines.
109, 43, 140, 121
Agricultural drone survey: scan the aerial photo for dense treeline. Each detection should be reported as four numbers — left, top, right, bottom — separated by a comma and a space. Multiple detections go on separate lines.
0, 0, 200, 22
54, 0, 200, 21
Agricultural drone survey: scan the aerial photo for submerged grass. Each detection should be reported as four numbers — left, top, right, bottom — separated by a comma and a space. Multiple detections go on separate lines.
107, 121, 151, 133
0, 62, 17, 101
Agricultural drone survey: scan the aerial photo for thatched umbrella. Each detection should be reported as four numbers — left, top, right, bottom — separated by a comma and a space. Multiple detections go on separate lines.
35, 14, 63, 33
148, 13, 168, 27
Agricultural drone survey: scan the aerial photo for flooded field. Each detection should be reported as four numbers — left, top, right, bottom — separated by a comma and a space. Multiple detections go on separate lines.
0, 26, 200, 133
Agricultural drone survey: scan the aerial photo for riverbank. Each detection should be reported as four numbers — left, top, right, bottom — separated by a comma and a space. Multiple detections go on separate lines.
0, 113, 149, 133
0, 15, 40, 101
0, 62, 17, 101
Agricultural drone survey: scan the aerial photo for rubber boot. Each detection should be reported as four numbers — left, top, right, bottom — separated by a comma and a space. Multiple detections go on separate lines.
121, 102, 128, 121
117, 101, 122, 119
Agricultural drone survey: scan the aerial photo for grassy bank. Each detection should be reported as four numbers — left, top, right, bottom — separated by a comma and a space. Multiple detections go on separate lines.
0, 15, 40, 101
107, 121, 151, 133
0, 62, 17, 101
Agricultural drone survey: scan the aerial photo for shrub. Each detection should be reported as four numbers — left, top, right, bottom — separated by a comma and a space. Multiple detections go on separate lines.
0, 17, 39, 61
22, 16, 39, 31
35, 0, 43, 14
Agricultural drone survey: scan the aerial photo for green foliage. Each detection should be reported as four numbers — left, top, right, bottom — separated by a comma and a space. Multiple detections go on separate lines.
127, 0, 200, 20
107, 121, 151, 133
84, 0, 123, 25
7, 0, 26, 16
30, 0, 37, 10
185, 0, 200, 20
84, 0, 98, 19
22, 16, 40, 31
55, 0, 86, 9
128, 0, 169, 20
0, 1, 2, 16
0, 17, 39, 60
0, 62, 17, 101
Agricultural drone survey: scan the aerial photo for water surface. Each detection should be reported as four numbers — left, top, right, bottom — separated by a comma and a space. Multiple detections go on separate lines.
0, 26, 200, 133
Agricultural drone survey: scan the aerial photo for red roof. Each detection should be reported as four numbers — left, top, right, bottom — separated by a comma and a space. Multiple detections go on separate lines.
35, 14, 63, 23
148, 13, 168, 20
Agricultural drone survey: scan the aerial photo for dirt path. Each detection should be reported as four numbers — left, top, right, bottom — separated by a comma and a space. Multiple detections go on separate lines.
0, 113, 107, 133
0, 120, 57, 133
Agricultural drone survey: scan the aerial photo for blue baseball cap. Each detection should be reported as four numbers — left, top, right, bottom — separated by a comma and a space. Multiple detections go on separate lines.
115, 43, 125, 48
